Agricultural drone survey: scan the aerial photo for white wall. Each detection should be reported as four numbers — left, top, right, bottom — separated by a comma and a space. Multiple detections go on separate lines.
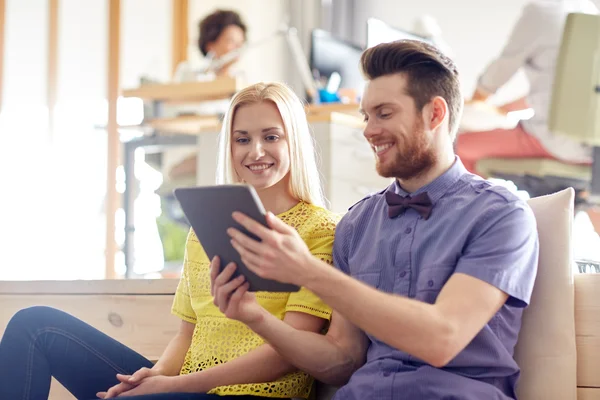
352, 0, 530, 104
2, 0, 48, 109
121, 0, 172, 88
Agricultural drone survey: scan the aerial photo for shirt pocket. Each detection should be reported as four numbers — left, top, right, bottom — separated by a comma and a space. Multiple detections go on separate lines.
354, 272, 381, 289
415, 266, 454, 304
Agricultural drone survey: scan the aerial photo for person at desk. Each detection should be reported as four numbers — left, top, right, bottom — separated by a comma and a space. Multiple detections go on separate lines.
455, 0, 598, 175
166, 9, 248, 190
173, 9, 247, 82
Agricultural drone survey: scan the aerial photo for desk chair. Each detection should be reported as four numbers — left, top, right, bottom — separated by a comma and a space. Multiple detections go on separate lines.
474, 13, 600, 207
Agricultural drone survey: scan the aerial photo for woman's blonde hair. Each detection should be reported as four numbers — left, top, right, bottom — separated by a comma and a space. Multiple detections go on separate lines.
216, 82, 326, 208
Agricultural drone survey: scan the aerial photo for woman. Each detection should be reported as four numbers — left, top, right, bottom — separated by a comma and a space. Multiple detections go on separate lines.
173, 9, 247, 82
0, 82, 339, 400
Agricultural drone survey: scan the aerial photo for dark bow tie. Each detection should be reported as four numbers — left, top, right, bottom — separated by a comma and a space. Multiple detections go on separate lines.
385, 191, 433, 220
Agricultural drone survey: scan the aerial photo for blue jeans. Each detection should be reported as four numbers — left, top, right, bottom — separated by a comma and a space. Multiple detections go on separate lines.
0, 306, 277, 400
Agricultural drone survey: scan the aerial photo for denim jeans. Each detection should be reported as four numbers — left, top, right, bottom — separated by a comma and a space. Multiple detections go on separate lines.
0, 306, 276, 400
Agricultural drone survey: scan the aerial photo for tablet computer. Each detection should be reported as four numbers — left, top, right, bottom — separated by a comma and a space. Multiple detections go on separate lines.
173, 185, 300, 292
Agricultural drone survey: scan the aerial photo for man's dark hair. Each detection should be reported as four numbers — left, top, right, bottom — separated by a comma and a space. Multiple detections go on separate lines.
360, 40, 463, 138
198, 10, 247, 56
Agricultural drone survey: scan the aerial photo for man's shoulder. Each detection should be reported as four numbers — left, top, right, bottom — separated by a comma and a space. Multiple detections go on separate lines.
347, 187, 389, 213
458, 175, 527, 205
332, 187, 390, 239
455, 176, 535, 228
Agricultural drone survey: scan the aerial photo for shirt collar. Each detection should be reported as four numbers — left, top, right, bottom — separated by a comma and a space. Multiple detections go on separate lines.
390, 156, 468, 205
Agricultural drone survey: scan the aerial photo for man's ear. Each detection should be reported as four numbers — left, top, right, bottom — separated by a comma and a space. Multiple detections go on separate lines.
427, 96, 448, 131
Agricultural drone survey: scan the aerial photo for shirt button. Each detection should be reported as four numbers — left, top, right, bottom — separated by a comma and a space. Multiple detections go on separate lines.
400, 271, 407, 278
404, 227, 412, 234
383, 371, 391, 377
478, 183, 485, 189
428, 280, 434, 287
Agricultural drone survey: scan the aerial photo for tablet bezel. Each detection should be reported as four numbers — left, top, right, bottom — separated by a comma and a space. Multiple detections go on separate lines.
174, 185, 301, 292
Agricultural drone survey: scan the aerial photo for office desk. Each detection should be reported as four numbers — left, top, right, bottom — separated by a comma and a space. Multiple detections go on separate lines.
121, 78, 240, 277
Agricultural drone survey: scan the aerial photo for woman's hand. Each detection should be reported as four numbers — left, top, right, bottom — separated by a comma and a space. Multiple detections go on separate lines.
114, 375, 176, 397
210, 256, 266, 325
96, 367, 162, 398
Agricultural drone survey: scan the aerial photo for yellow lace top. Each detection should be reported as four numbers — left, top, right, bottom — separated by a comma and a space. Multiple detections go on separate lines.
171, 201, 340, 398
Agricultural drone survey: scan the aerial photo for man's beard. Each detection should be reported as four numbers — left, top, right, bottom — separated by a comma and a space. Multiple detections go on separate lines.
376, 121, 437, 181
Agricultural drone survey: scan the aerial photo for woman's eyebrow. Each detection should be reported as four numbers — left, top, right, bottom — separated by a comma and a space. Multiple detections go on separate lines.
262, 127, 283, 133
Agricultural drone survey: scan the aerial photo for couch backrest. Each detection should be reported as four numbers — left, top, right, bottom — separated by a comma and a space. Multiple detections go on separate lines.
514, 188, 577, 399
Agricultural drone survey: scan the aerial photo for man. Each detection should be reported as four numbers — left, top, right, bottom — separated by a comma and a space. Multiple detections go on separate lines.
211, 40, 539, 399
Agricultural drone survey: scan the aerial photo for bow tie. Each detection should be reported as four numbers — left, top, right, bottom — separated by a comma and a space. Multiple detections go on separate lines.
385, 191, 433, 220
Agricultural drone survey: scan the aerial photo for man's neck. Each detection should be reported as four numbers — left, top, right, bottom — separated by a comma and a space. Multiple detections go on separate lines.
397, 152, 455, 194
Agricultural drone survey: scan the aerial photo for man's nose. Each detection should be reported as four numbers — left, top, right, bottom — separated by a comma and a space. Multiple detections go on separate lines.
363, 119, 381, 140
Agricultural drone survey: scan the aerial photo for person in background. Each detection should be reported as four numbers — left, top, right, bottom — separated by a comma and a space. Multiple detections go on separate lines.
0, 82, 338, 400
173, 9, 247, 82
455, 0, 598, 175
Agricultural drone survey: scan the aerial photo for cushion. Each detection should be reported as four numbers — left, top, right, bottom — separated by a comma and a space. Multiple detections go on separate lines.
514, 188, 577, 400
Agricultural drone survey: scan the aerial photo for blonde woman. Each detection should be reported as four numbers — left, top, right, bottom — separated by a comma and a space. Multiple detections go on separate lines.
0, 82, 339, 400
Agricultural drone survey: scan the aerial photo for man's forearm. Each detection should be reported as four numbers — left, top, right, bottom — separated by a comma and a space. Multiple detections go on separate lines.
173, 343, 296, 393
153, 333, 192, 376
246, 310, 359, 386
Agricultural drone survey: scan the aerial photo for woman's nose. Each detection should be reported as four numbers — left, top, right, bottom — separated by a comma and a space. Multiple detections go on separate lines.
249, 142, 265, 158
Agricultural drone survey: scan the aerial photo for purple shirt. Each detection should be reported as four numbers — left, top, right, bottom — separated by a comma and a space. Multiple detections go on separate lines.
332, 158, 539, 400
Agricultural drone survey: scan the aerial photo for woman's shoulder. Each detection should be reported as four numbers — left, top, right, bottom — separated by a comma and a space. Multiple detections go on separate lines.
294, 202, 342, 237
185, 228, 210, 263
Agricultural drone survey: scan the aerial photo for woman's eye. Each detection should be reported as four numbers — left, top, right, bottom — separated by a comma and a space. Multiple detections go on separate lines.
235, 137, 249, 144
265, 135, 279, 142
379, 113, 391, 119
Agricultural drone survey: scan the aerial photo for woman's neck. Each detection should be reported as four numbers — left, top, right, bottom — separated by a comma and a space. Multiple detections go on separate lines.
256, 183, 299, 216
